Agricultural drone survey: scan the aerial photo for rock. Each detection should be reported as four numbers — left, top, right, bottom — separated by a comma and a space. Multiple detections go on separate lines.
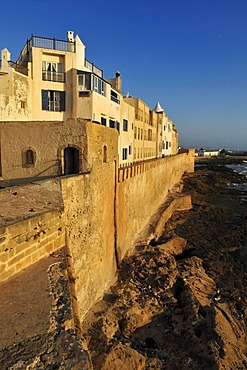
101, 343, 146, 370
158, 236, 187, 256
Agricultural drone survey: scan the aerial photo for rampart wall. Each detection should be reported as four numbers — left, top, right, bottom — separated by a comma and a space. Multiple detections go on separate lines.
116, 152, 193, 261
0, 210, 65, 282
60, 122, 118, 317
0, 120, 195, 320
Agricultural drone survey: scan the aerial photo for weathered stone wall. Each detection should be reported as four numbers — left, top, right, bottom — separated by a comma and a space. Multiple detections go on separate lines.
0, 120, 88, 185
0, 119, 194, 321
0, 70, 31, 121
116, 152, 194, 261
0, 210, 65, 282
60, 122, 118, 319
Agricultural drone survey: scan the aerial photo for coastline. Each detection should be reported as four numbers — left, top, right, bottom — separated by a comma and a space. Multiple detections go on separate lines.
80, 157, 247, 369
0, 157, 246, 369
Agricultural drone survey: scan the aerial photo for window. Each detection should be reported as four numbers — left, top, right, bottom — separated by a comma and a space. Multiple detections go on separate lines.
109, 119, 115, 129
123, 119, 128, 132
22, 147, 36, 167
134, 127, 137, 139
20, 101, 26, 109
42, 61, 65, 82
110, 90, 120, 104
109, 120, 119, 132
103, 145, 107, 163
78, 72, 105, 95
129, 145, 132, 155
78, 72, 91, 90
26, 150, 34, 165
93, 75, 105, 95
101, 117, 107, 126
122, 148, 128, 160
79, 91, 90, 97
42, 90, 65, 112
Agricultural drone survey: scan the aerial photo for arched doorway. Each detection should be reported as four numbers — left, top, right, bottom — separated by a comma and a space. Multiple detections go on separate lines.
64, 147, 80, 175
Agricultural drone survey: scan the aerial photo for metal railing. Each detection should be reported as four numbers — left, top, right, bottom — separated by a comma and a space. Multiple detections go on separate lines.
7, 61, 28, 76
85, 59, 103, 78
0, 58, 28, 76
17, 35, 76, 65
32, 36, 75, 52
42, 71, 65, 83
110, 95, 120, 104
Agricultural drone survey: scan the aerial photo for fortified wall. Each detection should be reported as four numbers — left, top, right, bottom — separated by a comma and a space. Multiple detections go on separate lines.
0, 120, 194, 320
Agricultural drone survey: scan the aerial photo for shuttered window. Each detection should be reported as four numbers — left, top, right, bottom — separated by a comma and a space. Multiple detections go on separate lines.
41, 90, 65, 111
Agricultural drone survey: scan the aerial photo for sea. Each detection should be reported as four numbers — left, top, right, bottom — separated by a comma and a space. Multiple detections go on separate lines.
226, 160, 247, 201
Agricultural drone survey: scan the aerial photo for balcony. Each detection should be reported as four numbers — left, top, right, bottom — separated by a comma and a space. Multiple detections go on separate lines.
110, 90, 120, 104
0, 59, 28, 76
17, 35, 76, 66
85, 59, 103, 78
42, 71, 65, 83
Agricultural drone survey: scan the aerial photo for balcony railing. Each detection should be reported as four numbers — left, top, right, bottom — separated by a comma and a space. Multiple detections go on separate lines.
85, 59, 103, 78
42, 71, 65, 83
0, 60, 28, 76
32, 36, 75, 52
110, 95, 120, 104
17, 35, 76, 65
8, 61, 29, 76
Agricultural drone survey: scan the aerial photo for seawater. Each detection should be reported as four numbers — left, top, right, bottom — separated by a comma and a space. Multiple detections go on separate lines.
226, 161, 247, 200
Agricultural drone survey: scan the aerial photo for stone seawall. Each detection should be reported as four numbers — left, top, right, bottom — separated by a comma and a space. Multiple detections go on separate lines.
116, 152, 194, 261
0, 121, 194, 322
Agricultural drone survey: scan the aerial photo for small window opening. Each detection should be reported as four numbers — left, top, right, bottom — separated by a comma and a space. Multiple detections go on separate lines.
103, 145, 107, 163
22, 147, 36, 167
26, 149, 34, 165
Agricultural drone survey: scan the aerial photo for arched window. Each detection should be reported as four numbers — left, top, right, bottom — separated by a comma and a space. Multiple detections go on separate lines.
22, 147, 36, 167
26, 149, 34, 165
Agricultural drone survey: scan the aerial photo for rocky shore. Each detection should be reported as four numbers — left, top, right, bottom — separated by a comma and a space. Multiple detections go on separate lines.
1, 157, 247, 369
81, 157, 247, 369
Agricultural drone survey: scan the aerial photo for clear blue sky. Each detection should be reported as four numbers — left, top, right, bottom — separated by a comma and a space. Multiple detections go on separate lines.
1, 0, 247, 150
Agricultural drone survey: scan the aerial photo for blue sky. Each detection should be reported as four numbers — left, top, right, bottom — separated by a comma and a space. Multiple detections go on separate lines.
1, 0, 247, 150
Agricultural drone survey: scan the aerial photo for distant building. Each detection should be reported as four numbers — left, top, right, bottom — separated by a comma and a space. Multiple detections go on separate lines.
196, 148, 224, 157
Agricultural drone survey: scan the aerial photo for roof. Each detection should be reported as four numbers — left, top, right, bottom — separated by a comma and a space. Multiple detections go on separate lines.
154, 101, 164, 113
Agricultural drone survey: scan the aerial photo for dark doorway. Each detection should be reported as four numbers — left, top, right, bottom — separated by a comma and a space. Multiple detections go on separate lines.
64, 147, 80, 175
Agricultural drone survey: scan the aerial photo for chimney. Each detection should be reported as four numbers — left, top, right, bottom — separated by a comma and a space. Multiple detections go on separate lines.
115, 71, 122, 93
67, 31, 74, 42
